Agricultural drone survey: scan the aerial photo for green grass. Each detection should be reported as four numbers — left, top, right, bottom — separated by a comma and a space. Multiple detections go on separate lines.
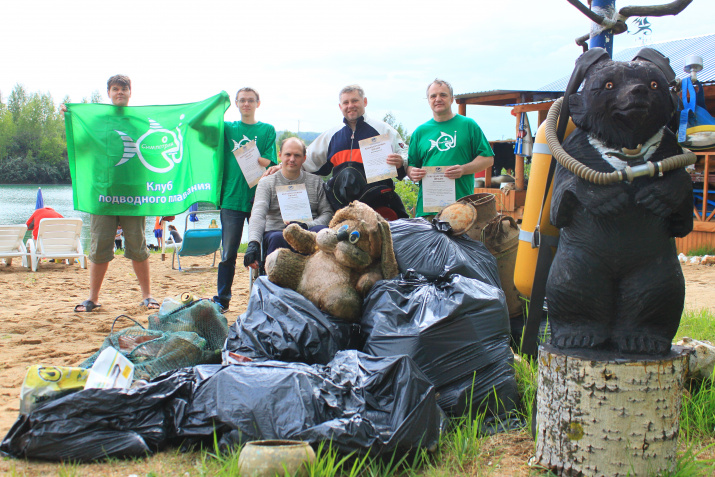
676, 308, 715, 343
681, 376, 715, 445
685, 245, 715, 256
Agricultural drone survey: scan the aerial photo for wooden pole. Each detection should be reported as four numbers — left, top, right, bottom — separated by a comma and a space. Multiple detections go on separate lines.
535, 344, 689, 476
538, 109, 548, 126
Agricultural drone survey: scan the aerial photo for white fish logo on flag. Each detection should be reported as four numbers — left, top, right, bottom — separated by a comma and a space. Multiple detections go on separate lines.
114, 115, 185, 173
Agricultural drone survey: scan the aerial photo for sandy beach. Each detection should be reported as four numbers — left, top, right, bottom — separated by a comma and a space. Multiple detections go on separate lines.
0, 252, 713, 455
0, 252, 251, 437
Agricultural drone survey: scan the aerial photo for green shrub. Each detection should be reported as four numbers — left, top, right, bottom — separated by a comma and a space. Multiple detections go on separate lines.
394, 178, 419, 218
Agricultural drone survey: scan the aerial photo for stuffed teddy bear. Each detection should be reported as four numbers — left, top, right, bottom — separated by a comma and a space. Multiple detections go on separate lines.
546, 48, 693, 355
265, 201, 399, 322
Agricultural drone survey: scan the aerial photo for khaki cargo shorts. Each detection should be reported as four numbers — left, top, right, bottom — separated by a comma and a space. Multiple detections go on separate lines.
89, 215, 150, 264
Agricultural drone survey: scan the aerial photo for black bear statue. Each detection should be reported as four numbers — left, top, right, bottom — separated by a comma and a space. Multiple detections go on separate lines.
546, 48, 694, 356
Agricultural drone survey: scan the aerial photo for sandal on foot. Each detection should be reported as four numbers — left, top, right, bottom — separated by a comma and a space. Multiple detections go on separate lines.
140, 297, 160, 310
74, 300, 101, 313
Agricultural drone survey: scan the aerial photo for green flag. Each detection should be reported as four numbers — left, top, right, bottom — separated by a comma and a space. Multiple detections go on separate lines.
66, 92, 230, 216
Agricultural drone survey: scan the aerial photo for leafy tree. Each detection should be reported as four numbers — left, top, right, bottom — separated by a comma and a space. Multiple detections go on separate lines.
90, 90, 102, 104
0, 106, 16, 162
0, 84, 68, 182
383, 112, 411, 145
7, 84, 27, 123
276, 130, 299, 154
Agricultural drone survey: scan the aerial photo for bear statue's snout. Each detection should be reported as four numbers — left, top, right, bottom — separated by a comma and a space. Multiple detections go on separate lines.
615, 83, 651, 117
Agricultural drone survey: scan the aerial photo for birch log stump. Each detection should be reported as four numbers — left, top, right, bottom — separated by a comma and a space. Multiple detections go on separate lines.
534, 344, 690, 476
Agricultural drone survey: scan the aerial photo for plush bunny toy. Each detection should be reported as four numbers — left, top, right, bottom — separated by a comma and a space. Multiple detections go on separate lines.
265, 201, 399, 322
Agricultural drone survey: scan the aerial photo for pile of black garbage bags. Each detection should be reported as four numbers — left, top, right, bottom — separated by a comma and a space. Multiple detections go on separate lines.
2, 218, 519, 462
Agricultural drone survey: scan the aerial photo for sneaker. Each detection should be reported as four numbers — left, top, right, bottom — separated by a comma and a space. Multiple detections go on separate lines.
212, 298, 229, 313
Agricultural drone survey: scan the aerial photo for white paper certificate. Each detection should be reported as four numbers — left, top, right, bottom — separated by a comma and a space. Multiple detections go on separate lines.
358, 133, 397, 183
233, 140, 266, 188
276, 184, 313, 222
422, 166, 456, 213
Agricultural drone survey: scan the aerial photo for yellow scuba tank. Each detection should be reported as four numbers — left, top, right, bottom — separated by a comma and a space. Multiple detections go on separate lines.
514, 119, 576, 298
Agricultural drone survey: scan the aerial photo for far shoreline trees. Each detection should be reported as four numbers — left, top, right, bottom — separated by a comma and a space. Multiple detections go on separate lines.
0, 84, 102, 184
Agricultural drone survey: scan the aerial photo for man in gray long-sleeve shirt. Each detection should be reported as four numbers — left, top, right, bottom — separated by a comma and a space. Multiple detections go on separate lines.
244, 137, 333, 269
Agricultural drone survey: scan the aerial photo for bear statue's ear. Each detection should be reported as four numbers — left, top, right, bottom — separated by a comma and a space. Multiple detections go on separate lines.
632, 47, 679, 112
632, 48, 675, 83
558, 48, 611, 141
378, 218, 399, 280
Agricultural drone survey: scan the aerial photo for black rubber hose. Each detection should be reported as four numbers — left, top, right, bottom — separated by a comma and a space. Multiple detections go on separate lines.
544, 98, 697, 185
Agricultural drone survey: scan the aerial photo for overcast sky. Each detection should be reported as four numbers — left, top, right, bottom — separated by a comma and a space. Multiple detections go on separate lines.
2, 0, 712, 140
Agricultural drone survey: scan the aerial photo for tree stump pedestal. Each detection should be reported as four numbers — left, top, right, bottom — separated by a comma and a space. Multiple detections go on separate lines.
534, 344, 690, 476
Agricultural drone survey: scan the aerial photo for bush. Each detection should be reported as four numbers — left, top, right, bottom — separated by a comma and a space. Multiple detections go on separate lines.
393, 178, 418, 217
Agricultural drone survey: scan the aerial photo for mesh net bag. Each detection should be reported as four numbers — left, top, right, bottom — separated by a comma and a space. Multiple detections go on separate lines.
79, 299, 228, 381
148, 298, 228, 352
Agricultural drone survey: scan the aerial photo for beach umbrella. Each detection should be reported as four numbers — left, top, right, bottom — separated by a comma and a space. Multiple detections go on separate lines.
35, 187, 44, 209
188, 203, 199, 222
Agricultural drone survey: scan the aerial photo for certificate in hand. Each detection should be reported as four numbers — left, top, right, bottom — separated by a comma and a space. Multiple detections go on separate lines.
422, 166, 456, 213
233, 140, 266, 188
358, 133, 397, 183
276, 184, 313, 222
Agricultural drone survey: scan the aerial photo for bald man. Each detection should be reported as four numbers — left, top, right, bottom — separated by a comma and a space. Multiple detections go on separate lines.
243, 137, 334, 268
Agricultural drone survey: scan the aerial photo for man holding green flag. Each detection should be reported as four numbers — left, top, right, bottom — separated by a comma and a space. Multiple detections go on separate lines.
65, 75, 157, 312
64, 75, 229, 312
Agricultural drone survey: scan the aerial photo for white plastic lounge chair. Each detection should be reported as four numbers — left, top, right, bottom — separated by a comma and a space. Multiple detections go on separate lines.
0, 224, 29, 268
26, 218, 87, 272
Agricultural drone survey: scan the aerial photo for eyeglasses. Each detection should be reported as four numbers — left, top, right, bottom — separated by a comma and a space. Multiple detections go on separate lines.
238, 99, 256, 104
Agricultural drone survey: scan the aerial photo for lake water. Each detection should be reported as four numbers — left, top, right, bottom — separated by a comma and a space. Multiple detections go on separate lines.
0, 184, 247, 250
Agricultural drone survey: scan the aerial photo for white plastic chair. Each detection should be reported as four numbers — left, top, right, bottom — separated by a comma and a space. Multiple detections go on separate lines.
26, 218, 87, 272
0, 224, 29, 268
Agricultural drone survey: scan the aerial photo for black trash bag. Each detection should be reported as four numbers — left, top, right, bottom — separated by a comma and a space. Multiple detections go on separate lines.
361, 272, 519, 421
389, 218, 500, 286
2, 351, 443, 461
223, 277, 362, 365
177, 351, 444, 456
0, 370, 197, 462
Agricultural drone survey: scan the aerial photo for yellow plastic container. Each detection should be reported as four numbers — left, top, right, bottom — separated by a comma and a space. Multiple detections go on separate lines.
20, 365, 90, 414
514, 119, 575, 298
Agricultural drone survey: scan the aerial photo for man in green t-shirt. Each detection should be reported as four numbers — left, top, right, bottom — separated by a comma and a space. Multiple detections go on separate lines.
407, 79, 494, 217
214, 87, 277, 311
